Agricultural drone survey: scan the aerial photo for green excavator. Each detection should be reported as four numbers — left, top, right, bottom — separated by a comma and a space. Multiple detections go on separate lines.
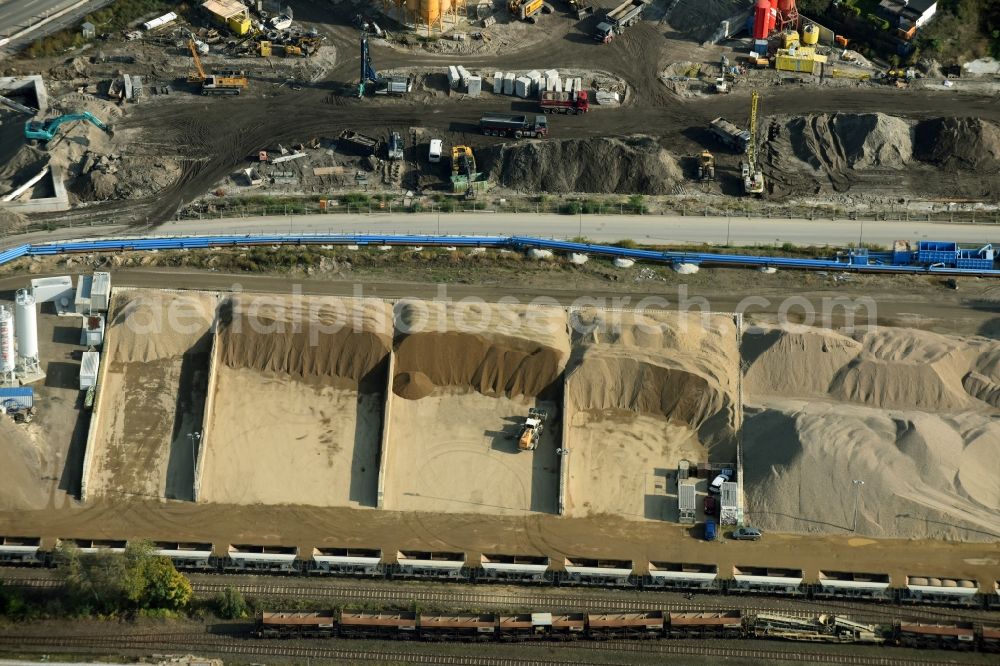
24, 111, 113, 146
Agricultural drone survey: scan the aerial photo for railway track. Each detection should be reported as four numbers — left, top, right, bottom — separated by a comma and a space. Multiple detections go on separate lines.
0, 632, 975, 666
5, 575, 995, 626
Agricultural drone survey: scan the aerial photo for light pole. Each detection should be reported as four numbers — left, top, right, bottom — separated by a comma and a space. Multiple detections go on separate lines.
851, 479, 865, 532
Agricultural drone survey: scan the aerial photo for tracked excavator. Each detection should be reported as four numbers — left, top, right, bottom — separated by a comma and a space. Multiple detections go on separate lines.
24, 111, 113, 146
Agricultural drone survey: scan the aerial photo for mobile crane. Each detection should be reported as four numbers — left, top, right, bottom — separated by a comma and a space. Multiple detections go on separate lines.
741, 90, 764, 195
187, 39, 247, 95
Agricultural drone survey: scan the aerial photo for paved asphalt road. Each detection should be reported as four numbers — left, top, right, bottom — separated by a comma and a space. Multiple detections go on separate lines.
147, 213, 1000, 248
0, 0, 108, 49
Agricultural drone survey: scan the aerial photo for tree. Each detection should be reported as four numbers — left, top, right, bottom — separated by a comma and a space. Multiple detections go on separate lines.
55, 541, 126, 612
216, 585, 249, 619
143, 557, 192, 609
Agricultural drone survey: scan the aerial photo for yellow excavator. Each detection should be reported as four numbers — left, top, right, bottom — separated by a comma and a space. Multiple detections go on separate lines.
508, 0, 548, 22
517, 409, 548, 451
187, 39, 248, 95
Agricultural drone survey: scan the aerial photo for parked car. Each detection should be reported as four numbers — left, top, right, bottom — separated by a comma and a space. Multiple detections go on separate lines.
704, 519, 717, 541
708, 468, 734, 495
731, 527, 763, 541
703, 495, 717, 516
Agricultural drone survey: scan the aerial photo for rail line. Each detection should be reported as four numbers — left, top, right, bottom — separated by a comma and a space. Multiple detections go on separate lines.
0, 632, 974, 666
6, 575, 993, 626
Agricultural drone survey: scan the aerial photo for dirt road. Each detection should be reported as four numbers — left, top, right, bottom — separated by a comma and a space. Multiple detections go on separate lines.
29, 2, 1000, 227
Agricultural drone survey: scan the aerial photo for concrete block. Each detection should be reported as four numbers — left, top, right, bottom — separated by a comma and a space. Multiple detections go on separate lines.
529, 74, 542, 96
493, 71, 503, 94
515, 76, 532, 98
447, 65, 460, 89
457, 65, 471, 87
467, 75, 482, 97
503, 71, 516, 95
553, 77, 563, 93
574, 77, 583, 94
544, 68, 559, 81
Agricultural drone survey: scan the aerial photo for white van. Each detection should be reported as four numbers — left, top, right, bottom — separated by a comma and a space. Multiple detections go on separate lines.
428, 139, 442, 163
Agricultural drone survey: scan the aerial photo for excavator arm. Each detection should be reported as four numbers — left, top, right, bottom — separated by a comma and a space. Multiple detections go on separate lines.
24, 111, 112, 143
187, 39, 207, 82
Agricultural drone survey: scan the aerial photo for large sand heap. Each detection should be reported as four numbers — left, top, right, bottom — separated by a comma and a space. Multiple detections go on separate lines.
744, 325, 997, 412
787, 113, 913, 172
481, 136, 683, 194
743, 400, 1000, 541
106, 291, 217, 363
217, 295, 393, 384
567, 309, 739, 438
392, 300, 570, 399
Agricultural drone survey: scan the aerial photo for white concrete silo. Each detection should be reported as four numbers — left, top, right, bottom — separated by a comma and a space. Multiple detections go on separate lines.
15, 289, 41, 379
0, 306, 15, 385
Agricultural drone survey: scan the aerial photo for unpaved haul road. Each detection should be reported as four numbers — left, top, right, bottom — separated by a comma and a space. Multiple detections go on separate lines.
31, 4, 1000, 228
141, 213, 1000, 248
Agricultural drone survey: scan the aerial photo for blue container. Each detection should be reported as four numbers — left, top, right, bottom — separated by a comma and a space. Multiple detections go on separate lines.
0, 387, 33, 410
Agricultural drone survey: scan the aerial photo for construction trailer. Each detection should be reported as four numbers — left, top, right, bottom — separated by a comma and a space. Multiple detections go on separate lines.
200, 0, 251, 35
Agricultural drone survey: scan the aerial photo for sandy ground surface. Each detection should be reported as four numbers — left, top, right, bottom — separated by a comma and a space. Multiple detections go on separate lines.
199, 365, 382, 507
383, 388, 560, 516
86, 290, 215, 501
565, 413, 707, 520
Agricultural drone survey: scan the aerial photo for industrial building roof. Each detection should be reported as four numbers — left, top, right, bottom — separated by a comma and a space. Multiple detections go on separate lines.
201, 0, 248, 20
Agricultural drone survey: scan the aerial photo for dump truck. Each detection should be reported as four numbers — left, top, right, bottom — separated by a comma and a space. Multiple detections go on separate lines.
338, 130, 379, 156
508, 0, 550, 23
387, 131, 404, 160
540, 89, 589, 114
479, 113, 548, 138
517, 408, 548, 451
594, 0, 647, 43
709, 117, 750, 152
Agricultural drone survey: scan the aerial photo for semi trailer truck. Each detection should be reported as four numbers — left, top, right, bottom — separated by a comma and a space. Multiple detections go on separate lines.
479, 114, 549, 138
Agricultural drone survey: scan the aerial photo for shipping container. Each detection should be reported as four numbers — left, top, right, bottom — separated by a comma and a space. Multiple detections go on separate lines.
0, 386, 33, 410
79, 351, 100, 390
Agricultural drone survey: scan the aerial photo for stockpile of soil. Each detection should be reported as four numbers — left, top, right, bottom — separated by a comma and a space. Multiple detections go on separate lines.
392, 300, 570, 399
668, 0, 748, 41
742, 401, 1000, 541
913, 117, 1000, 170
216, 295, 392, 385
0, 418, 47, 511
566, 309, 739, 442
481, 136, 682, 194
787, 113, 913, 172
744, 324, 998, 412
75, 155, 182, 202
106, 291, 217, 363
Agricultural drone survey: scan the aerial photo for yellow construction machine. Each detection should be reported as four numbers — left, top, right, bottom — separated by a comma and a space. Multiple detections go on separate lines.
517, 408, 548, 451
188, 39, 248, 95
741, 90, 764, 195
697, 150, 715, 181
508, 0, 547, 22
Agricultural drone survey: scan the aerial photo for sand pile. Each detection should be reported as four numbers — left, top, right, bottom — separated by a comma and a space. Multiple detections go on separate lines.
392, 300, 569, 399
217, 295, 392, 385
0, 418, 47, 511
744, 324, 998, 412
566, 310, 739, 441
566, 347, 732, 430
106, 291, 217, 363
75, 155, 182, 201
787, 113, 913, 172
481, 136, 683, 194
742, 400, 1000, 541
913, 117, 1000, 170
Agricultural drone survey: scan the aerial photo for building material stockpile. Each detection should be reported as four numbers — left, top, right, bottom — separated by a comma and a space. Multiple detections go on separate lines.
201, 295, 392, 507
481, 136, 683, 195
392, 300, 570, 400
563, 310, 740, 519
106, 291, 216, 363
0, 417, 47, 511
742, 324, 1000, 541
766, 113, 1000, 198
216, 295, 392, 386
88, 290, 218, 501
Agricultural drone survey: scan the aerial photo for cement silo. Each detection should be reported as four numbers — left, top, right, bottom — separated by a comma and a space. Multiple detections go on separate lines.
15, 289, 40, 374
0, 306, 15, 384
